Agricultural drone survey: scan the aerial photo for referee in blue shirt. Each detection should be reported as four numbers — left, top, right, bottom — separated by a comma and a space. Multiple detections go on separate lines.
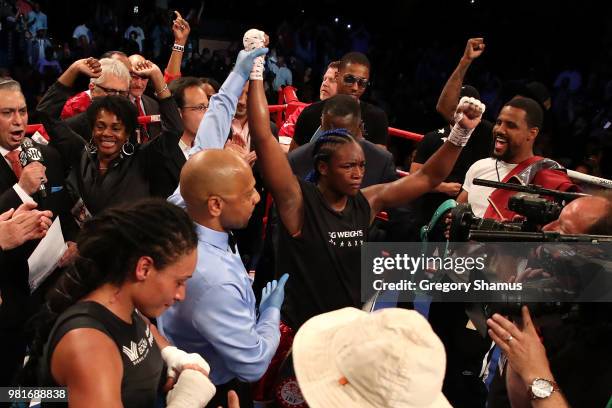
159, 46, 287, 407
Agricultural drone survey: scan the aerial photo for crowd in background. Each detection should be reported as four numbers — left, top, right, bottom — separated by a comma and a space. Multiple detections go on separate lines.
0, 0, 611, 177
0, 1, 611, 407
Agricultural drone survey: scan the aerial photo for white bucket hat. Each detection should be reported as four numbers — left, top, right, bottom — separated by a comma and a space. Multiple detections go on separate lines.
292, 307, 451, 408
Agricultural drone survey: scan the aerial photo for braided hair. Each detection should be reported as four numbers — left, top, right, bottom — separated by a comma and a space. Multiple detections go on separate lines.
305, 128, 357, 183
19, 198, 197, 385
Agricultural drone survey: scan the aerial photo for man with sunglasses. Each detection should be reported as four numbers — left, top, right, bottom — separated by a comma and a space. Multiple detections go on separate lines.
293, 51, 389, 148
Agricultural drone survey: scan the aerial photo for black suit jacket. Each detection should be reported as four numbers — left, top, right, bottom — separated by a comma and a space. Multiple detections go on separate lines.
141, 94, 162, 140
64, 111, 90, 142
288, 138, 397, 187
0, 142, 78, 330
152, 140, 186, 198
140, 93, 184, 198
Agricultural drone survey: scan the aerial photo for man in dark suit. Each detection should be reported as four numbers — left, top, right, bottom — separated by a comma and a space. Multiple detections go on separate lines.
128, 54, 162, 141
0, 79, 78, 385
289, 94, 396, 186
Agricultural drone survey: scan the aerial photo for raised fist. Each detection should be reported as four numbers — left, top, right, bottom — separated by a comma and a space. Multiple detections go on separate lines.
464, 38, 485, 61
243, 29, 266, 51
454, 96, 486, 130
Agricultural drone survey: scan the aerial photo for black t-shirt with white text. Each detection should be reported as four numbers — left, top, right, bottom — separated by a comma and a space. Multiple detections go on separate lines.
277, 178, 371, 330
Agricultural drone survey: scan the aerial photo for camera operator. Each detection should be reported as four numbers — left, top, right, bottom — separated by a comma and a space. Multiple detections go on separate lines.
487, 194, 612, 408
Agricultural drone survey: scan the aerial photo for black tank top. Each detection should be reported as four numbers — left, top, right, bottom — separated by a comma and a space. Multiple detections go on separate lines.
277, 179, 371, 330
40, 301, 163, 408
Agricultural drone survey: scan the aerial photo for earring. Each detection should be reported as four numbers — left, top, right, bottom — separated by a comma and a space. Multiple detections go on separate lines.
86, 138, 97, 154
121, 141, 135, 156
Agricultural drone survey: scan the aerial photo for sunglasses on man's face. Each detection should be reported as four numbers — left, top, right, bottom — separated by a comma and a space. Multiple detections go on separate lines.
342, 74, 369, 89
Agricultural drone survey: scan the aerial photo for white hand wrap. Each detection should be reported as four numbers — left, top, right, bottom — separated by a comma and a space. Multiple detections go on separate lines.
243, 28, 266, 80
162, 346, 210, 378
448, 96, 486, 147
166, 369, 216, 408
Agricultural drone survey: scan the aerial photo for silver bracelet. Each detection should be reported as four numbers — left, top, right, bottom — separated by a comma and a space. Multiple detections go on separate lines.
172, 43, 185, 53
154, 83, 169, 97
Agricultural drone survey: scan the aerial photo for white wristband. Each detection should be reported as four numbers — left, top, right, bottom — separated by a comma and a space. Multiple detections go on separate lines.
173, 43, 185, 53
166, 369, 216, 408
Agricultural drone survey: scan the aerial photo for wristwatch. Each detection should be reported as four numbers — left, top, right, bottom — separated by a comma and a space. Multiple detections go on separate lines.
529, 378, 560, 400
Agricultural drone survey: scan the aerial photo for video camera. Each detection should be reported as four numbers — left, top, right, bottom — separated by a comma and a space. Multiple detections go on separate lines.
448, 179, 589, 241
439, 180, 612, 329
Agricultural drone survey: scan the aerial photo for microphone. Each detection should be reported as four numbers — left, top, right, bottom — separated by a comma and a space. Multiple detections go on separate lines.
19, 138, 47, 198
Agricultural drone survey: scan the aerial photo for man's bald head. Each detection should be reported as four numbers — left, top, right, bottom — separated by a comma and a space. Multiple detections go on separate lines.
181, 149, 251, 203
180, 149, 260, 229
544, 195, 612, 234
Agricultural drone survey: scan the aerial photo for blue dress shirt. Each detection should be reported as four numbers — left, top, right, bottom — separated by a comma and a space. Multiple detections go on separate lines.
160, 70, 280, 385
189, 71, 246, 155
158, 223, 280, 384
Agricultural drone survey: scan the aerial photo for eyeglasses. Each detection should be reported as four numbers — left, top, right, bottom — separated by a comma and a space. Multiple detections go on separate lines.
182, 104, 208, 112
342, 74, 369, 89
95, 84, 129, 97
